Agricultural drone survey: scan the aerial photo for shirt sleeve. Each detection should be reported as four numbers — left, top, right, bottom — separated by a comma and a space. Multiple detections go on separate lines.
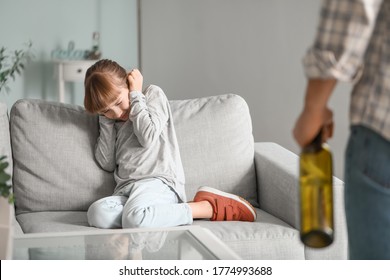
129, 85, 170, 148
303, 0, 383, 82
94, 115, 116, 172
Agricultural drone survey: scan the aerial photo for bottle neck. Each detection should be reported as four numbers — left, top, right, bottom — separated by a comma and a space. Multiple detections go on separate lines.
302, 128, 323, 153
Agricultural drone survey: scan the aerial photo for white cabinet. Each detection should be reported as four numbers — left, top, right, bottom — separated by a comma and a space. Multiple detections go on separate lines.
55, 60, 97, 103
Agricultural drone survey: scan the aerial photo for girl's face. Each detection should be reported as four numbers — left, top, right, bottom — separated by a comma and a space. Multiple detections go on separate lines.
99, 86, 130, 121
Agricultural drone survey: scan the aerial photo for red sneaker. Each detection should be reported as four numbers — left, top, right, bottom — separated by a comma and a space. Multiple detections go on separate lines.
193, 186, 257, 222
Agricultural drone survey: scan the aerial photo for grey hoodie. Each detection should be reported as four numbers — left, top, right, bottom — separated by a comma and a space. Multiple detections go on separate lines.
94, 85, 186, 202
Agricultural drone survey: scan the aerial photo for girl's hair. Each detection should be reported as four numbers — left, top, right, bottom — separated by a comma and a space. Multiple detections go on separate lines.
84, 59, 128, 113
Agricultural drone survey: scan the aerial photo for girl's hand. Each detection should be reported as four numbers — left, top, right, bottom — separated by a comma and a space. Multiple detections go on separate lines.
127, 69, 143, 92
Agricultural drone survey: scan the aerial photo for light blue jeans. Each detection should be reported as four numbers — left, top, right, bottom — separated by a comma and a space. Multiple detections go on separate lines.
345, 125, 390, 259
87, 178, 193, 229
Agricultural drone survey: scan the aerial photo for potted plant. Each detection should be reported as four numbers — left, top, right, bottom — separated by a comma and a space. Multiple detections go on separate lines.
0, 156, 13, 259
0, 41, 33, 93
0, 42, 32, 259
0, 156, 13, 203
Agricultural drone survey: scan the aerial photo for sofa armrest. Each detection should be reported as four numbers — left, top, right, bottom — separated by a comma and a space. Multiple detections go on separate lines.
255, 142, 348, 259
12, 210, 29, 260
13, 214, 24, 236
254, 142, 346, 228
254, 142, 300, 228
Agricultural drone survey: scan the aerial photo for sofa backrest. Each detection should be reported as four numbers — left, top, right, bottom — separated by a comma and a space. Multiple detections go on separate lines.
170, 94, 257, 204
10, 100, 115, 215
10, 94, 257, 214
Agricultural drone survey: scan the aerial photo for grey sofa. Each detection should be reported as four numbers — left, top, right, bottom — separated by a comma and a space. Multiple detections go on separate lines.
0, 93, 347, 259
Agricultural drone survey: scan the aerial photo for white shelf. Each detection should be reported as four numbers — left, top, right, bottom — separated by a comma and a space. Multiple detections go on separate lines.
54, 60, 97, 103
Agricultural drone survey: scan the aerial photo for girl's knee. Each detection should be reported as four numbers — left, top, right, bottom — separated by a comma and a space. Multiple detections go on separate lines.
87, 197, 126, 229
122, 207, 150, 229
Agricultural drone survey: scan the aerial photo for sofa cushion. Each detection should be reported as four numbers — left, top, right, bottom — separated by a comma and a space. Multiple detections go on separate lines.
16, 211, 95, 233
194, 209, 304, 259
17, 208, 303, 259
10, 100, 116, 214
171, 94, 257, 206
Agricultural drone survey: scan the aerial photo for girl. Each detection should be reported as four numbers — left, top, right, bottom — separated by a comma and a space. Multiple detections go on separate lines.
84, 59, 256, 229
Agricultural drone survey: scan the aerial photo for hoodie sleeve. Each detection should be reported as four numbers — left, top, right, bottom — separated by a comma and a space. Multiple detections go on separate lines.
94, 115, 116, 172
129, 85, 169, 148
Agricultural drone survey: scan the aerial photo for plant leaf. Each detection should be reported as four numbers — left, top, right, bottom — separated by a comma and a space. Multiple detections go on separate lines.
0, 172, 11, 183
0, 161, 9, 171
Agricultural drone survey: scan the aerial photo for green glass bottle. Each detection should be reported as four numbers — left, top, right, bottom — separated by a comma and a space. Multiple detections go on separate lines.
299, 128, 334, 248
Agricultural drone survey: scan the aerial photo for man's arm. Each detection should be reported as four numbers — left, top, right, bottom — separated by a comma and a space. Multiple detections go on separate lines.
293, 79, 336, 147
294, 0, 382, 147
303, 0, 382, 82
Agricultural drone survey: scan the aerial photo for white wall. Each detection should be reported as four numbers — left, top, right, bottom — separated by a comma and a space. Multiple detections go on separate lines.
0, 0, 350, 179
0, 0, 138, 108
140, 0, 351, 179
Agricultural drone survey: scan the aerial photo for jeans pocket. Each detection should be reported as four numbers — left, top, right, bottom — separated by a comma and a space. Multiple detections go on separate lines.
360, 135, 390, 190
363, 159, 390, 191
347, 126, 390, 191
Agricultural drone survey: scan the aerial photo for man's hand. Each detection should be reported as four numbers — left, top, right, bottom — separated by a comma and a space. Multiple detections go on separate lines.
128, 69, 143, 92
293, 106, 334, 147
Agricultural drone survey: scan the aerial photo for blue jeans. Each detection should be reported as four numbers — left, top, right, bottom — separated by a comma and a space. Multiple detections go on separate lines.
345, 125, 390, 259
87, 178, 193, 229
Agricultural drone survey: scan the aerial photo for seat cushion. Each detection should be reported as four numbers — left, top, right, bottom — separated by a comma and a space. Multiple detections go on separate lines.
16, 211, 95, 233
194, 208, 304, 260
17, 208, 304, 260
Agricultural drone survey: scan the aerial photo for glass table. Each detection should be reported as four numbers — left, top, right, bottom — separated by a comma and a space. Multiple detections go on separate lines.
12, 225, 240, 260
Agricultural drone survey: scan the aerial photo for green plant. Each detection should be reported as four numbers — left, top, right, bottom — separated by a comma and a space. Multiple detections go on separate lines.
0, 41, 33, 94
0, 43, 32, 204
0, 156, 13, 203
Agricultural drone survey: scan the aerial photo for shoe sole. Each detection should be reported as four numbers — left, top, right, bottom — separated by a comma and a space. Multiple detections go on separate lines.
197, 186, 257, 220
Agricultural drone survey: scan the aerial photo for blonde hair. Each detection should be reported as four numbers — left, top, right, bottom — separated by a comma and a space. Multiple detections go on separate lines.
84, 59, 128, 113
